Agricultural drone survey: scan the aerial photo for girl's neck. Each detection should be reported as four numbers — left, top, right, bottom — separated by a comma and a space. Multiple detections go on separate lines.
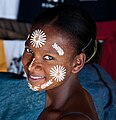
45, 75, 81, 109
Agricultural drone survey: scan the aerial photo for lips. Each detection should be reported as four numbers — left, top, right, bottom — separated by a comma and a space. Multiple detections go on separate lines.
29, 75, 46, 81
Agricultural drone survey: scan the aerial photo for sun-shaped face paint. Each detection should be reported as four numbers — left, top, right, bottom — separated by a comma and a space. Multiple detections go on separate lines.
30, 29, 46, 48
50, 65, 66, 82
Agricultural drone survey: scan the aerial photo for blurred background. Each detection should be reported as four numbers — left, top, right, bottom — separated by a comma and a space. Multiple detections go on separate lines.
0, 0, 116, 82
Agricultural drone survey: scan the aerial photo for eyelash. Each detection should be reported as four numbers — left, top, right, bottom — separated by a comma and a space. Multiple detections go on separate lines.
43, 55, 54, 60
25, 48, 33, 54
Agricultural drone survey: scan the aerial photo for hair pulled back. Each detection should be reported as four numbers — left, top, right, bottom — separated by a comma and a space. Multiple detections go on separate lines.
33, 4, 97, 63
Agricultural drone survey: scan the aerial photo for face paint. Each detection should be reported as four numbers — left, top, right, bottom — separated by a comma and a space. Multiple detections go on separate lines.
52, 43, 64, 55
41, 79, 53, 89
28, 82, 40, 91
27, 65, 66, 91
28, 80, 53, 91
28, 58, 35, 71
30, 29, 46, 48
50, 65, 66, 82
27, 34, 30, 40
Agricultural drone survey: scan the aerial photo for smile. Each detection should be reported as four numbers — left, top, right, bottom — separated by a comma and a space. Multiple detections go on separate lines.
30, 75, 45, 79
29, 75, 46, 81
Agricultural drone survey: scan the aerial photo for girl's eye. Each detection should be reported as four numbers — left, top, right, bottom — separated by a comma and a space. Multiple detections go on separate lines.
25, 48, 33, 54
43, 55, 54, 60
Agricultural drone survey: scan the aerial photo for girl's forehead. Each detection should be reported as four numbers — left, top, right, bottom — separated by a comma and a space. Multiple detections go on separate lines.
29, 26, 69, 46
26, 26, 75, 56
25, 27, 75, 59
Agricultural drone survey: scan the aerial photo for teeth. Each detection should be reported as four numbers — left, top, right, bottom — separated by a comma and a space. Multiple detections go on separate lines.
30, 75, 45, 79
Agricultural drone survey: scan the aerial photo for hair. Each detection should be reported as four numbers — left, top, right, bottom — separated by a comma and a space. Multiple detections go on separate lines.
32, 4, 97, 63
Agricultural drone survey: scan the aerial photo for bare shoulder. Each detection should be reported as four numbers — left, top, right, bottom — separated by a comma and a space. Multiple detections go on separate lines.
59, 113, 92, 120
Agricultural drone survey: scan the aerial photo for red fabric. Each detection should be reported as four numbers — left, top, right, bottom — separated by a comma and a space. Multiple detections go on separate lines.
96, 21, 116, 82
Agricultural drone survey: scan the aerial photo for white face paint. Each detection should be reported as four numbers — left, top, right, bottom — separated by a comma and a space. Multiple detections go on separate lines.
41, 79, 53, 89
28, 58, 35, 71
28, 57, 66, 91
52, 43, 64, 55
28, 79, 53, 91
28, 65, 66, 91
28, 82, 40, 91
27, 34, 30, 40
50, 65, 66, 82
30, 29, 46, 48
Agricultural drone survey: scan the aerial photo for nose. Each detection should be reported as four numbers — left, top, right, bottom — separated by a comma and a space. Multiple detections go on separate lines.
28, 58, 43, 72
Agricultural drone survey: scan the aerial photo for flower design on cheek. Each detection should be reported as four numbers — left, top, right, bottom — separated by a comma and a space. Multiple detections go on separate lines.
30, 29, 46, 48
50, 65, 66, 82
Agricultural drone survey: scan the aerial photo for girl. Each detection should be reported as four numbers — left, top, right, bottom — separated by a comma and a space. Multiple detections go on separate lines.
22, 4, 98, 120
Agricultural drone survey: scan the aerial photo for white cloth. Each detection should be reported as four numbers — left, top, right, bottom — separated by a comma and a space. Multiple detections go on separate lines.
0, 0, 20, 19
3, 40, 25, 75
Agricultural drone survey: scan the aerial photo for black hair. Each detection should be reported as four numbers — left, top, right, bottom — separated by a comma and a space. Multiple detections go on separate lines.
32, 4, 97, 63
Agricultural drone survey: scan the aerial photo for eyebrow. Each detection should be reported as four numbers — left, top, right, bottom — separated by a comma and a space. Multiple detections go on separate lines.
25, 41, 61, 55
25, 43, 58, 55
43, 49, 58, 55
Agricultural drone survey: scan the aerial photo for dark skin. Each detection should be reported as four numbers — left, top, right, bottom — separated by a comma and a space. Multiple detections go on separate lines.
22, 25, 98, 120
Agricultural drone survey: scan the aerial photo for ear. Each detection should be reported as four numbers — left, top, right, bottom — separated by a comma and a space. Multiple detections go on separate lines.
72, 53, 86, 73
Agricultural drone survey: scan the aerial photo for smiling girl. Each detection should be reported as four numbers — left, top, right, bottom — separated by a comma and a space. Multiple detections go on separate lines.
22, 4, 98, 120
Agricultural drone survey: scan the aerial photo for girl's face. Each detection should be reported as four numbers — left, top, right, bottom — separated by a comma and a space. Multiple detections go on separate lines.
22, 26, 75, 91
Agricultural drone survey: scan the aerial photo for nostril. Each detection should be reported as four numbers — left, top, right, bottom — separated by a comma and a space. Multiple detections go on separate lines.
28, 58, 43, 71
34, 65, 43, 71
28, 62, 43, 72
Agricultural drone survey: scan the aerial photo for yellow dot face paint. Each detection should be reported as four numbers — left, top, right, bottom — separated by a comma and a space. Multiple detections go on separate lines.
30, 29, 46, 48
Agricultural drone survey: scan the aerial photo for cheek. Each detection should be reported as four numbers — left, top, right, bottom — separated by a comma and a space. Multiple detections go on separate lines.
37, 65, 67, 90
22, 55, 26, 65
22, 54, 32, 70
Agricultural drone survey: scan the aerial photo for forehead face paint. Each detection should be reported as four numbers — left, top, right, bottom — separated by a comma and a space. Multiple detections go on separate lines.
30, 29, 46, 48
27, 34, 30, 40
50, 65, 66, 82
52, 43, 64, 55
